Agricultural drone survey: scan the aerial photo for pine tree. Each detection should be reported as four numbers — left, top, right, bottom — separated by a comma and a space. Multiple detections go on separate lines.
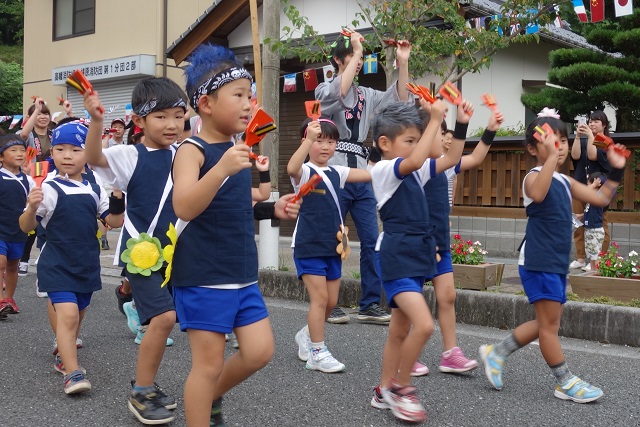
521, 8, 640, 132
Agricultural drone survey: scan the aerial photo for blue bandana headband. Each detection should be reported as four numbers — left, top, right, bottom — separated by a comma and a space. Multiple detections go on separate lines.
52, 122, 88, 149
190, 66, 253, 110
0, 140, 27, 155
133, 98, 188, 118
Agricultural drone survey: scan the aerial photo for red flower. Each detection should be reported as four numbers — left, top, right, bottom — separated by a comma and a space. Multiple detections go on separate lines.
606, 259, 611, 267
454, 234, 461, 240
612, 241, 619, 248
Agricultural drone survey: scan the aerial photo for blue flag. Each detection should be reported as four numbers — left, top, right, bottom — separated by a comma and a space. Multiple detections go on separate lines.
363, 54, 378, 75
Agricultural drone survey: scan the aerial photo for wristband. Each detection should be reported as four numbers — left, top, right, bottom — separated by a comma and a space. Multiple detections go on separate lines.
607, 167, 624, 183
253, 201, 275, 221
259, 171, 271, 183
480, 129, 496, 146
109, 193, 125, 215
453, 122, 468, 140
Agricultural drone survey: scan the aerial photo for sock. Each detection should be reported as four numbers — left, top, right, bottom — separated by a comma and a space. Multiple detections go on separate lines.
494, 334, 522, 358
549, 361, 573, 385
302, 325, 309, 336
442, 347, 456, 358
132, 384, 156, 395
310, 340, 324, 352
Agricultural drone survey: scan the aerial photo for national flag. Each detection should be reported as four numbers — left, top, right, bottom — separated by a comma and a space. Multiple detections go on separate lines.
303, 69, 319, 92
525, 9, 539, 34
552, 5, 563, 27
125, 103, 133, 122
283, 73, 297, 93
590, 0, 605, 22
614, 0, 634, 17
322, 65, 335, 83
0, 115, 12, 123
363, 54, 378, 75
572, 0, 588, 22
9, 115, 22, 129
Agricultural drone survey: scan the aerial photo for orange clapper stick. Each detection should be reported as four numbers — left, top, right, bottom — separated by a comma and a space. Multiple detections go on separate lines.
66, 70, 104, 114
290, 174, 323, 204
593, 133, 631, 158
25, 147, 38, 164
439, 82, 462, 105
533, 123, 559, 149
406, 83, 437, 104
244, 109, 277, 164
340, 27, 364, 42
31, 161, 50, 187
481, 93, 498, 112
305, 100, 321, 121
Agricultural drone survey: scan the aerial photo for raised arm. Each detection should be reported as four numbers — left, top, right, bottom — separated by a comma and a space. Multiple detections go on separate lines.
570, 144, 627, 207
83, 91, 109, 168
395, 41, 411, 102
398, 99, 447, 175
434, 100, 474, 174
341, 32, 364, 98
287, 121, 320, 184
459, 110, 503, 172
19, 98, 44, 140
523, 132, 559, 203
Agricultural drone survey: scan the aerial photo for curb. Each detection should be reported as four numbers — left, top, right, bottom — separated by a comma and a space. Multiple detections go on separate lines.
258, 270, 640, 348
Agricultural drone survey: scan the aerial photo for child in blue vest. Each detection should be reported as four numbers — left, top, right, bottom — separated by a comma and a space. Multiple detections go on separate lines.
84, 77, 187, 424
289, 117, 371, 373
171, 43, 276, 427
19, 122, 123, 395
0, 134, 34, 318
479, 113, 627, 404
411, 110, 504, 376
368, 99, 451, 423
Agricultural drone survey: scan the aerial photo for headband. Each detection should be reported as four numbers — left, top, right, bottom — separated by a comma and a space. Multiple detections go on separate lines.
52, 122, 88, 149
303, 118, 338, 138
0, 140, 26, 155
190, 66, 253, 110
133, 98, 188, 118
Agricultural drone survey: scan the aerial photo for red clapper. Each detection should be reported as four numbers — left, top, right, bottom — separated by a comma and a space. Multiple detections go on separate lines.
25, 147, 37, 164
305, 100, 321, 121
31, 161, 50, 187
244, 109, 277, 164
439, 82, 462, 105
340, 28, 364, 42
57, 95, 65, 106
533, 123, 558, 149
593, 133, 631, 158
290, 174, 322, 203
481, 93, 498, 112
406, 83, 437, 104
66, 70, 104, 114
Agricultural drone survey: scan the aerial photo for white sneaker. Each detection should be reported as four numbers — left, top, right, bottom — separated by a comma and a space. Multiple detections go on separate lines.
295, 328, 311, 361
569, 260, 585, 269
305, 346, 345, 373
36, 279, 47, 298
582, 264, 592, 272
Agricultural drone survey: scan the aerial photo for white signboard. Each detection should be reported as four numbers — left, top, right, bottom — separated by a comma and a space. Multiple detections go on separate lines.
52, 55, 156, 85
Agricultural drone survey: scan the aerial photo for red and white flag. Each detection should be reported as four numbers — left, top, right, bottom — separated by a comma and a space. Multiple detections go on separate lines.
322, 65, 335, 83
590, 0, 605, 22
572, 0, 588, 22
283, 73, 297, 93
615, 0, 634, 17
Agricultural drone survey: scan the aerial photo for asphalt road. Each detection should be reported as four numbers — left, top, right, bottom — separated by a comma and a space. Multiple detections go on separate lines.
1, 273, 639, 427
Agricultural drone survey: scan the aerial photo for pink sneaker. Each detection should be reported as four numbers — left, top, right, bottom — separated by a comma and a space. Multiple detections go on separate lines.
410, 361, 430, 377
439, 347, 479, 373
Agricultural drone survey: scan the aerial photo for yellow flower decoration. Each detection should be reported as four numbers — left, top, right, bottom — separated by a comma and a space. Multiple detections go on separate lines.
121, 233, 164, 277
161, 223, 177, 288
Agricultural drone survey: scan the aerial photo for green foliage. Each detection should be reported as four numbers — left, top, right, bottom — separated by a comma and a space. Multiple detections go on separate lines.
0, 60, 23, 114
0, 44, 22, 65
566, 292, 640, 308
470, 122, 526, 137
521, 8, 640, 132
269, 0, 560, 87
0, 0, 23, 45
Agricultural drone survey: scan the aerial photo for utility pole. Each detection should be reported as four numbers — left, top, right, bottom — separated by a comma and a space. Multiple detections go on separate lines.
258, 0, 281, 269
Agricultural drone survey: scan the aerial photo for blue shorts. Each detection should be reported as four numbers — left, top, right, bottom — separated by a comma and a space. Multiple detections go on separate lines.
294, 255, 341, 280
427, 250, 453, 280
519, 266, 567, 304
0, 241, 25, 261
48, 291, 93, 311
126, 269, 175, 326
375, 253, 425, 308
173, 283, 269, 333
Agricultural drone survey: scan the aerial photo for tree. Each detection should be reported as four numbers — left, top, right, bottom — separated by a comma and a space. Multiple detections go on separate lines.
0, 0, 24, 45
266, 0, 564, 88
521, 8, 640, 131
0, 60, 23, 115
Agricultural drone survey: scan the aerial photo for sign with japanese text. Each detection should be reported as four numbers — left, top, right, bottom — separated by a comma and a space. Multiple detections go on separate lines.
51, 55, 155, 85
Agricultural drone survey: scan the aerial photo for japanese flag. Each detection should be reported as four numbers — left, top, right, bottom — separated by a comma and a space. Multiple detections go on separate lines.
615, 0, 633, 17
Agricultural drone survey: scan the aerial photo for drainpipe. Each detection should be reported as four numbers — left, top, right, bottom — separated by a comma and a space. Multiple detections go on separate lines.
162, 0, 168, 77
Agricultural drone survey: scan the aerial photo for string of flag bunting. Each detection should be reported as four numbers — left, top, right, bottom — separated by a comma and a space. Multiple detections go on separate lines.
0, 104, 122, 130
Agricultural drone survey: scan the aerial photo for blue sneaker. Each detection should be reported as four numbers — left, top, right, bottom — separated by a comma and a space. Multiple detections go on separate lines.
554, 376, 603, 403
123, 301, 140, 335
479, 344, 504, 390
134, 326, 174, 347
63, 370, 91, 395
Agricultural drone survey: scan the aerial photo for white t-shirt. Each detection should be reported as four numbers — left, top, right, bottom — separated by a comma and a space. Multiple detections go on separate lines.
36, 178, 109, 228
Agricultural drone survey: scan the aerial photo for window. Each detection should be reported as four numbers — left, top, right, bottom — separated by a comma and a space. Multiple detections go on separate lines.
54, 0, 95, 40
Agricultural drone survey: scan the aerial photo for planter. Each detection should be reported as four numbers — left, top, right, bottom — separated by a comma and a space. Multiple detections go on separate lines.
452, 263, 504, 291
569, 272, 640, 302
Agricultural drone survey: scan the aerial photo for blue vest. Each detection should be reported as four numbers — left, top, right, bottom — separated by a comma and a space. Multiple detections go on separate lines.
424, 171, 450, 252
0, 170, 30, 242
294, 167, 343, 258
524, 172, 572, 275
117, 143, 177, 266
170, 138, 258, 286
379, 172, 436, 281
37, 179, 102, 293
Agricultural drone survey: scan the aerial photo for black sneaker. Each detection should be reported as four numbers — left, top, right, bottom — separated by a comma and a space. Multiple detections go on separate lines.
357, 303, 391, 323
128, 390, 175, 425
326, 306, 350, 324
101, 238, 110, 250
130, 380, 176, 410
210, 397, 226, 426
116, 283, 133, 316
